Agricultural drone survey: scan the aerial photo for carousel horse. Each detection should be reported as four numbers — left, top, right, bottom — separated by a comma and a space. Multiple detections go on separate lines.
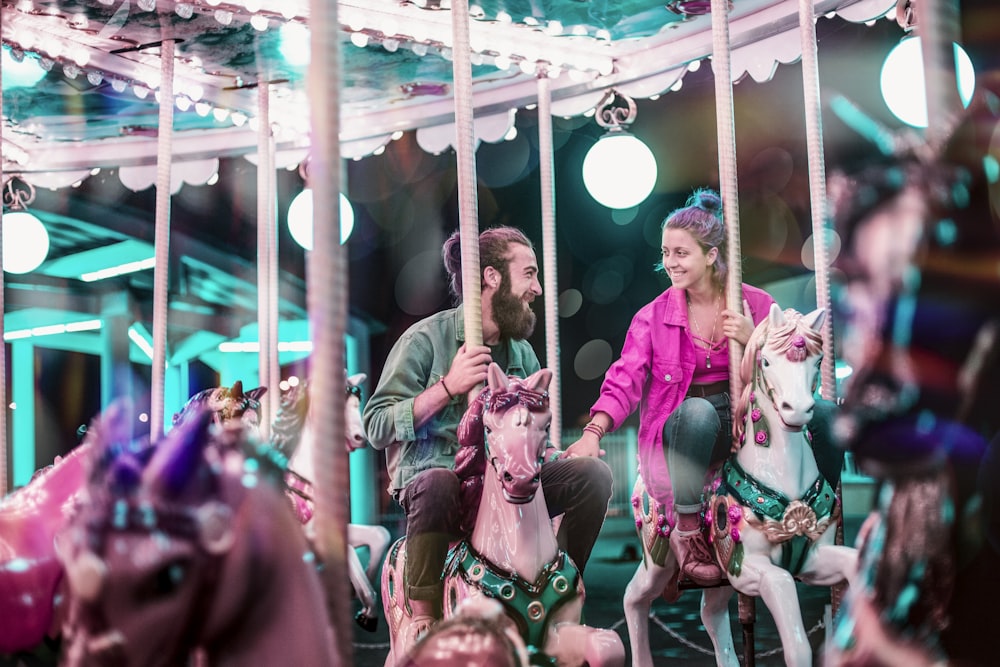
271, 373, 392, 631
0, 381, 265, 656
820, 143, 998, 666
624, 305, 857, 667
55, 401, 335, 667
380, 364, 625, 667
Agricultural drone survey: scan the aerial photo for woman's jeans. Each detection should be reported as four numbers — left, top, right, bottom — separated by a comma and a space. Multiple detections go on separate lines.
663, 394, 842, 513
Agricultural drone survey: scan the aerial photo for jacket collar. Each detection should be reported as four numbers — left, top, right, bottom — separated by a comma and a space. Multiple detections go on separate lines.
662, 287, 689, 327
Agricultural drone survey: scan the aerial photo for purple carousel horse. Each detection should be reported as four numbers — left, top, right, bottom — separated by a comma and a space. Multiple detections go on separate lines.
55, 401, 335, 667
0, 381, 263, 656
381, 364, 625, 667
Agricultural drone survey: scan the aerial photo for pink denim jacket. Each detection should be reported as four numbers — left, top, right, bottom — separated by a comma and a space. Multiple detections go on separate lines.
591, 284, 775, 506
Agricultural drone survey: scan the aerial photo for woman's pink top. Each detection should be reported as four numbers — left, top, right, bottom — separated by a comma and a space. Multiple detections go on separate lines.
591, 284, 775, 506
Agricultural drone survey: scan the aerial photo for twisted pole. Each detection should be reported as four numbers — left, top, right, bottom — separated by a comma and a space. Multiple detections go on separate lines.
308, 1, 352, 663
537, 73, 561, 444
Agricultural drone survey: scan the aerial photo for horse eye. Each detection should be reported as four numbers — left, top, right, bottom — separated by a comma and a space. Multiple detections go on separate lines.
137, 560, 189, 601
761, 356, 771, 368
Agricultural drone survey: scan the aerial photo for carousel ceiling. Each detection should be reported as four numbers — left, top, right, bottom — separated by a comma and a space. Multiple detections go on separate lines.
2, 0, 897, 176
1, 0, 901, 372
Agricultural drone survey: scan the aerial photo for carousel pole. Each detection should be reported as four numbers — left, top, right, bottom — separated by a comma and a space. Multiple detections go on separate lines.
451, 0, 483, 353
0, 45, 6, 496
150, 39, 176, 444
307, 1, 352, 664
798, 0, 835, 401
710, 0, 743, 398
256, 82, 277, 437
710, 2, 758, 661
536, 72, 561, 445
918, 0, 963, 151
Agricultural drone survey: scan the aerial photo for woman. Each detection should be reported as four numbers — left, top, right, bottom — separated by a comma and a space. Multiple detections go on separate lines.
565, 188, 784, 585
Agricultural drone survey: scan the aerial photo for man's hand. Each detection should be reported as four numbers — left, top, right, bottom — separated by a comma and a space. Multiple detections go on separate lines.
444, 343, 493, 395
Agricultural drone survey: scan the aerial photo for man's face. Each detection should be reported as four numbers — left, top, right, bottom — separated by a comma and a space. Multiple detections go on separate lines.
492, 244, 541, 340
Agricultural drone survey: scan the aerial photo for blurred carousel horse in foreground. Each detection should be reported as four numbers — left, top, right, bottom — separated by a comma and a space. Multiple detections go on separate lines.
56, 401, 335, 666
822, 138, 997, 666
625, 305, 856, 667
0, 381, 263, 656
381, 364, 625, 667
271, 373, 391, 631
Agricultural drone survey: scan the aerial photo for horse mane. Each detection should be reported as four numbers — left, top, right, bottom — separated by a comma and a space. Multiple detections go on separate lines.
453, 375, 550, 535
172, 381, 266, 427
733, 309, 824, 448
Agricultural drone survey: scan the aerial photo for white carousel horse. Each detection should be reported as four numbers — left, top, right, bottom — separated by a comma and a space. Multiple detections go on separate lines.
381, 364, 625, 667
625, 305, 857, 667
56, 402, 335, 667
273, 373, 392, 631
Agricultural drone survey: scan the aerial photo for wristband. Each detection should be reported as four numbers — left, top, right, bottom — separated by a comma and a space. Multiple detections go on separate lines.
440, 377, 455, 400
583, 421, 606, 439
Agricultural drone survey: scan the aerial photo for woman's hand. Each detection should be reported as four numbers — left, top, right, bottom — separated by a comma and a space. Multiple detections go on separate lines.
721, 299, 756, 346
562, 434, 606, 459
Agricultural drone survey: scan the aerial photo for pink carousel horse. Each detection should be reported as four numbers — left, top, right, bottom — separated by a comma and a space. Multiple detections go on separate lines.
381, 364, 625, 667
0, 381, 264, 656
55, 401, 335, 667
272, 373, 392, 631
624, 305, 857, 667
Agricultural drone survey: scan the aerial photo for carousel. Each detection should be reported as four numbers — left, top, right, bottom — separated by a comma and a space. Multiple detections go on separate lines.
2, 1, 998, 666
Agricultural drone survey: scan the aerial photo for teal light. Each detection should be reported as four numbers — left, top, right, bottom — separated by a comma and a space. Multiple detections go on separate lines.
582, 133, 657, 209
2, 46, 47, 88
880, 36, 975, 128
2, 211, 50, 274
287, 190, 355, 249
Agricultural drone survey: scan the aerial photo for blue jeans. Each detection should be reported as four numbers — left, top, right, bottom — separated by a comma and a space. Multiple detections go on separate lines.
663, 394, 843, 512
399, 456, 614, 604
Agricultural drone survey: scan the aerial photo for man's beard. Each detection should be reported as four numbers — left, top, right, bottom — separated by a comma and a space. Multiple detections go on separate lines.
492, 279, 536, 340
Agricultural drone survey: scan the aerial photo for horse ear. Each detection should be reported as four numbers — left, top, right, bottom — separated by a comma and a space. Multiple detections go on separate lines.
803, 308, 826, 332
524, 368, 553, 393
767, 302, 786, 329
246, 386, 267, 402
347, 373, 366, 387
230, 380, 244, 398
147, 408, 213, 499
486, 363, 509, 393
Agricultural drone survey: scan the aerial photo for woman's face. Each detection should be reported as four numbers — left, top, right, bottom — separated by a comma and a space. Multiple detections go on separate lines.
661, 227, 717, 290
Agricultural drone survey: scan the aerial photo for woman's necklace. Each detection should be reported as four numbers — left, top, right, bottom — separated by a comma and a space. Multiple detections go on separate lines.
687, 292, 721, 369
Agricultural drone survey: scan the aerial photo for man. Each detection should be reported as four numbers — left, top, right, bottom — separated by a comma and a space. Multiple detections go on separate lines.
363, 226, 613, 648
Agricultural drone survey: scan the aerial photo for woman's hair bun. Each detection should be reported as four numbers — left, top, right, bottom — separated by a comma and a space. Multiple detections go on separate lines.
689, 188, 722, 214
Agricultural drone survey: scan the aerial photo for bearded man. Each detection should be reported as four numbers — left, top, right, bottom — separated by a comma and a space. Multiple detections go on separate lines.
363, 226, 613, 652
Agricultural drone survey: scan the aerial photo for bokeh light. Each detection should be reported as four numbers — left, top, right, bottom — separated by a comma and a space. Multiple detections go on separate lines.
880, 36, 975, 128
582, 133, 657, 209
574, 339, 614, 381
558, 289, 584, 318
2, 211, 50, 274
287, 189, 355, 249
800, 228, 842, 271
2, 46, 47, 88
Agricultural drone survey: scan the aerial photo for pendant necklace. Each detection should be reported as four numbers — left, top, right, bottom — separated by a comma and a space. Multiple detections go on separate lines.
687, 292, 721, 369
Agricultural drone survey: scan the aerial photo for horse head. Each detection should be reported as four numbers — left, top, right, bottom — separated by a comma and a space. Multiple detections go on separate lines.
736, 304, 825, 444
57, 404, 286, 667
172, 380, 267, 437
479, 363, 552, 504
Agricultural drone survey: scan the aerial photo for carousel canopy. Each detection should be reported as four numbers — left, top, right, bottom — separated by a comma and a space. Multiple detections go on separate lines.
2, 0, 897, 174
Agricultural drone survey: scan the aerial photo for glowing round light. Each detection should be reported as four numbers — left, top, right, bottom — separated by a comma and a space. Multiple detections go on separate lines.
880, 36, 975, 128
2, 47, 47, 88
287, 190, 355, 249
582, 133, 657, 209
3, 211, 50, 274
